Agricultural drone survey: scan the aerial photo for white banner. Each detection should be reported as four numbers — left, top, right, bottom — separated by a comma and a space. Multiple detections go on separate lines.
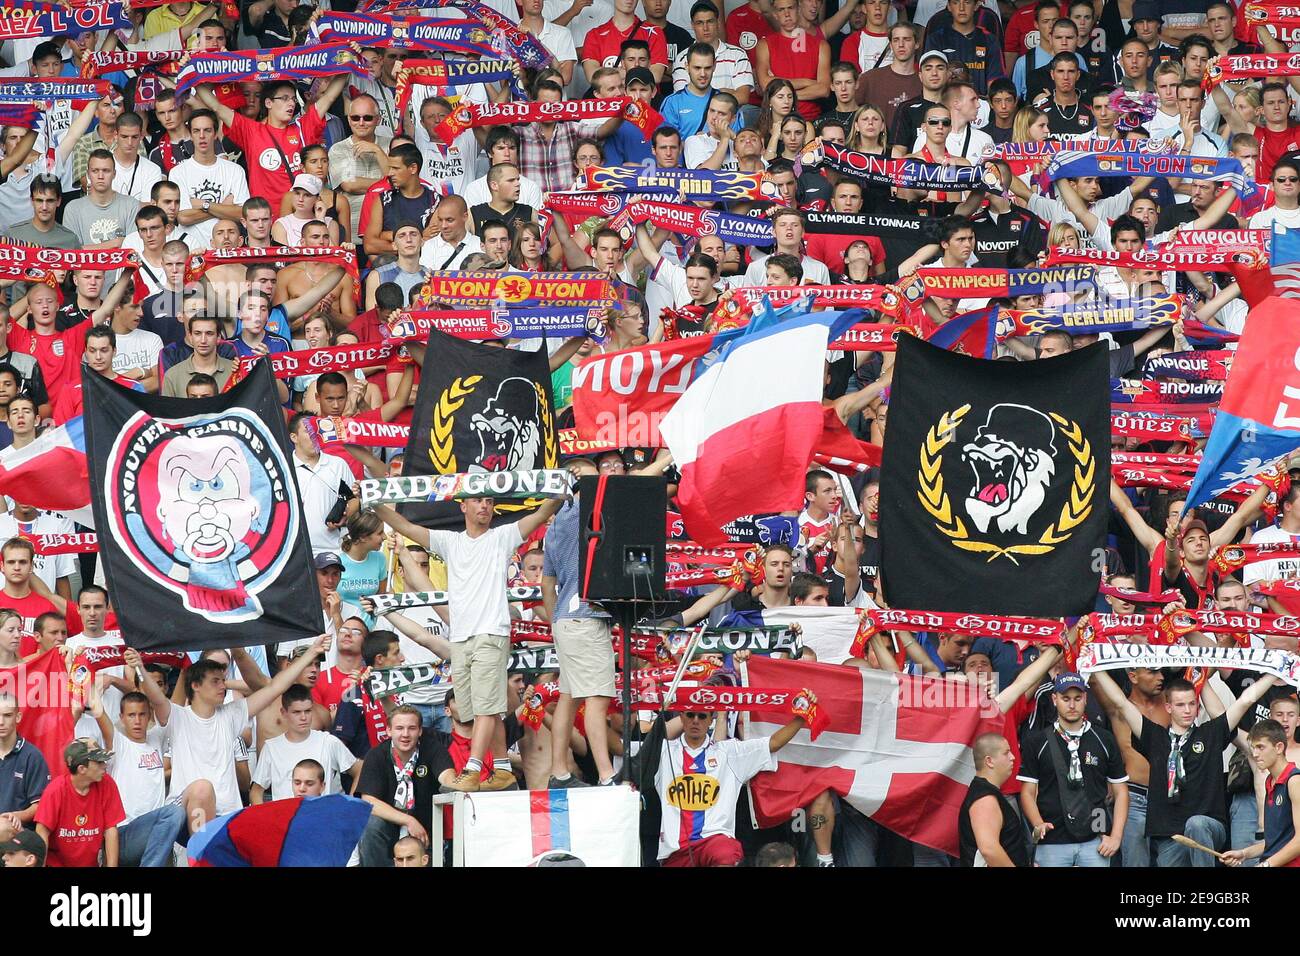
458, 785, 640, 866
1077, 643, 1300, 686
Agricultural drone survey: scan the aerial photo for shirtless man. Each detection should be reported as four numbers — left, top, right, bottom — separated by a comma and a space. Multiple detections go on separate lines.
272, 219, 356, 335
1098, 663, 1168, 868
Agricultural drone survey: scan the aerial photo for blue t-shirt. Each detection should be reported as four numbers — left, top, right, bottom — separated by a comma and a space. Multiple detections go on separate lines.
339, 549, 389, 625
228, 333, 292, 357
603, 122, 653, 167
659, 87, 743, 140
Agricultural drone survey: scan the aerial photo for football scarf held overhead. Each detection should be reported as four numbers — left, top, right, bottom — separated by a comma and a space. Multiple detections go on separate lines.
711, 284, 913, 324
625, 201, 775, 246
81, 49, 184, 78
29, 532, 99, 555
1110, 411, 1199, 443
850, 608, 1066, 657
69, 645, 189, 674
367, 585, 542, 613
192, 246, 360, 297
393, 57, 524, 113
908, 264, 1098, 302
583, 165, 770, 203
174, 42, 370, 97
421, 0, 554, 68
356, 470, 571, 508
1210, 540, 1300, 574
829, 323, 921, 351
0, 243, 138, 276
543, 188, 681, 219
0, 106, 39, 131
1046, 149, 1250, 195
1044, 245, 1267, 271
364, 662, 446, 701
1185, 297, 1300, 509
879, 336, 1110, 616
1112, 378, 1225, 405
436, 97, 660, 145
415, 271, 615, 305
1077, 642, 1299, 687
0, 77, 111, 103
0, 3, 130, 39
1144, 350, 1233, 381
803, 140, 1001, 193
400, 327, 558, 529
999, 295, 1183, 339
1207, 51, 1300, 92
82, 362, 319, 653
232, 340, 402, 382
386, 307, 604, 342
315, 12, 498, 55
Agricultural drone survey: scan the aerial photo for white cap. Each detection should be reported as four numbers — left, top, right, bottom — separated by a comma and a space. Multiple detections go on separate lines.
291, 173, 322, 196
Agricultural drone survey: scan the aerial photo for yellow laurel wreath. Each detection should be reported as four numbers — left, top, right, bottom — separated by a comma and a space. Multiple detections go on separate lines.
428, 375, 481, 474
917, 406, 1094, 565
495, 382, 558, 516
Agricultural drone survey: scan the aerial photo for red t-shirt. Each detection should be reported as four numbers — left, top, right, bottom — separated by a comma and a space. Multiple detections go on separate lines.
225, 109, 326, 210
7, 321, 89, 405
209, 80, 248, 114
1256, 124, 1300, 182
1003, 4, 1057, 55
6, 589, 57, 644
34, 773, 126, 867
766, 31, 825, 120
581, 18, 669, 69
382, 352, 420, 427
805, 234, 886, 275
51, 373, 140, 424
312, 666, 355, 718
1001, 694, 1034, 796
727, 3, 773, 103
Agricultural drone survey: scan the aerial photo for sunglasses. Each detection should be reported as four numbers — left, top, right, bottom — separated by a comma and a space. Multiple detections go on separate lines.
684, 712, 712, 720
1277, 176, 1299, 184
927, 118, 952, 127
350, 114, 376, 121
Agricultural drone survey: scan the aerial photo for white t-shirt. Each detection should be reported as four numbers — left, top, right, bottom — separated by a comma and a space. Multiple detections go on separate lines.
426, 523, 525, 642
167, 696, 249, 815
1242, 524, 1300, 586
743, 254, 832, 286
276, 599, 362, 667
1250, 206, 1300, 231
0, 511, 74, 592
462, 173, 544, 211
109, 726, 168, 824
419, 231, 483, 271
654, 735, 776, 859
252, 729, 357, 801
393, 608, 452, 706
113, 326, 164, 378
113, 154, 164, 204
292, 451, 355, 552
683, 132, 737, 170
168, 156, 250, 247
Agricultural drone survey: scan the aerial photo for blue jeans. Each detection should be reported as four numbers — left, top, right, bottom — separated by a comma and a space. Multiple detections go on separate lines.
410, 703, 451, 733
911, 842, 953, 867
1035, 836, 1112, 867
831, 797, 879, 867
118, 804, 187, 867
1122, 787, 1149, 868
1154, 815, 1227, 867
1228, 790, 1259, 866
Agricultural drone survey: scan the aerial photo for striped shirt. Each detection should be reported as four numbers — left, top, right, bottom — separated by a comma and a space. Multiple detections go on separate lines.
672, 41, 755, 96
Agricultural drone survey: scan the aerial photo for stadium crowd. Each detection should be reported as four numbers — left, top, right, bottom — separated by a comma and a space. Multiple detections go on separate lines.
2, 0, 1300, 870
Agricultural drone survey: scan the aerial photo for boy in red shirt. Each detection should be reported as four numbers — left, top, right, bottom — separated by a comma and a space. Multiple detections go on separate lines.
35, 739, 126, 867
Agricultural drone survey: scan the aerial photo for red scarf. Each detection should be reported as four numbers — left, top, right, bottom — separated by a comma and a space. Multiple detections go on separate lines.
1045, 245, 1268, 272
435, 96, 660, 144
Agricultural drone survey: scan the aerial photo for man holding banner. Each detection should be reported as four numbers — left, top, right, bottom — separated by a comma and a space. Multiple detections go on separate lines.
1089, 667, 1281, 867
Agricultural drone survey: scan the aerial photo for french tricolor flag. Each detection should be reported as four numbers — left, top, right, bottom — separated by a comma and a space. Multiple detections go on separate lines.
0, 416, 93, 525
660, 302, 863, 545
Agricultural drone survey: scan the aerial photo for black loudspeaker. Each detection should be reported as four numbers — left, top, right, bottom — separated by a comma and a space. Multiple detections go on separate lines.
578, 475, 666, 601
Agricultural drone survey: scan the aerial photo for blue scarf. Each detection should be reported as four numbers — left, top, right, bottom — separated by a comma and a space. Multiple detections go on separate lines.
1047, 148, 1252, 198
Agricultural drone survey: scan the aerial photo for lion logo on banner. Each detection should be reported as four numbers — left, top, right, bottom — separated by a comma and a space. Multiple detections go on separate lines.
105, 409, 298, 621
918, 403, 1094, 563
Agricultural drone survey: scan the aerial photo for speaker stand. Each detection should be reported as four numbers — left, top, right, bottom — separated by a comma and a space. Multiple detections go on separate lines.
606, 599, 645, 785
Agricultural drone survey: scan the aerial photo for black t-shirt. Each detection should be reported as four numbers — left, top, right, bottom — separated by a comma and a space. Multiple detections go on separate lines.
970, 207, 1044, 269
1018, 724, 1127, 843
357, 729, 455, 832
56, 302, 91, 332
470, 201, 534, 238
889, 95, 939, 153
1040, 99, 1096, 138
1133, 712, 1230, 837
1222, 669, 1298, 735
1156, 206, 1237, 236
959, 775, 1029, 866
797, 170, 833, 208
657, 22, 695, 99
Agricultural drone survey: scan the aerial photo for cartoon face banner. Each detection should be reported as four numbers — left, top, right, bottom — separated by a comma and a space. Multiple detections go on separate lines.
879, 336, 1110, 616
83, 362, 319, 652
400, 327, 558, 529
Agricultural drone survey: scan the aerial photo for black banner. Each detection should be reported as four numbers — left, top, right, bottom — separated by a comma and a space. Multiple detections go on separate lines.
84, 362, 319, 651
879, 336, 1109, 616
400, 328, 558, 528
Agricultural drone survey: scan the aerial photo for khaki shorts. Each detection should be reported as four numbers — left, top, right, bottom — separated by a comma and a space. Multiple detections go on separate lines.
552, 617, 616, 699
448, 632, 510, 720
